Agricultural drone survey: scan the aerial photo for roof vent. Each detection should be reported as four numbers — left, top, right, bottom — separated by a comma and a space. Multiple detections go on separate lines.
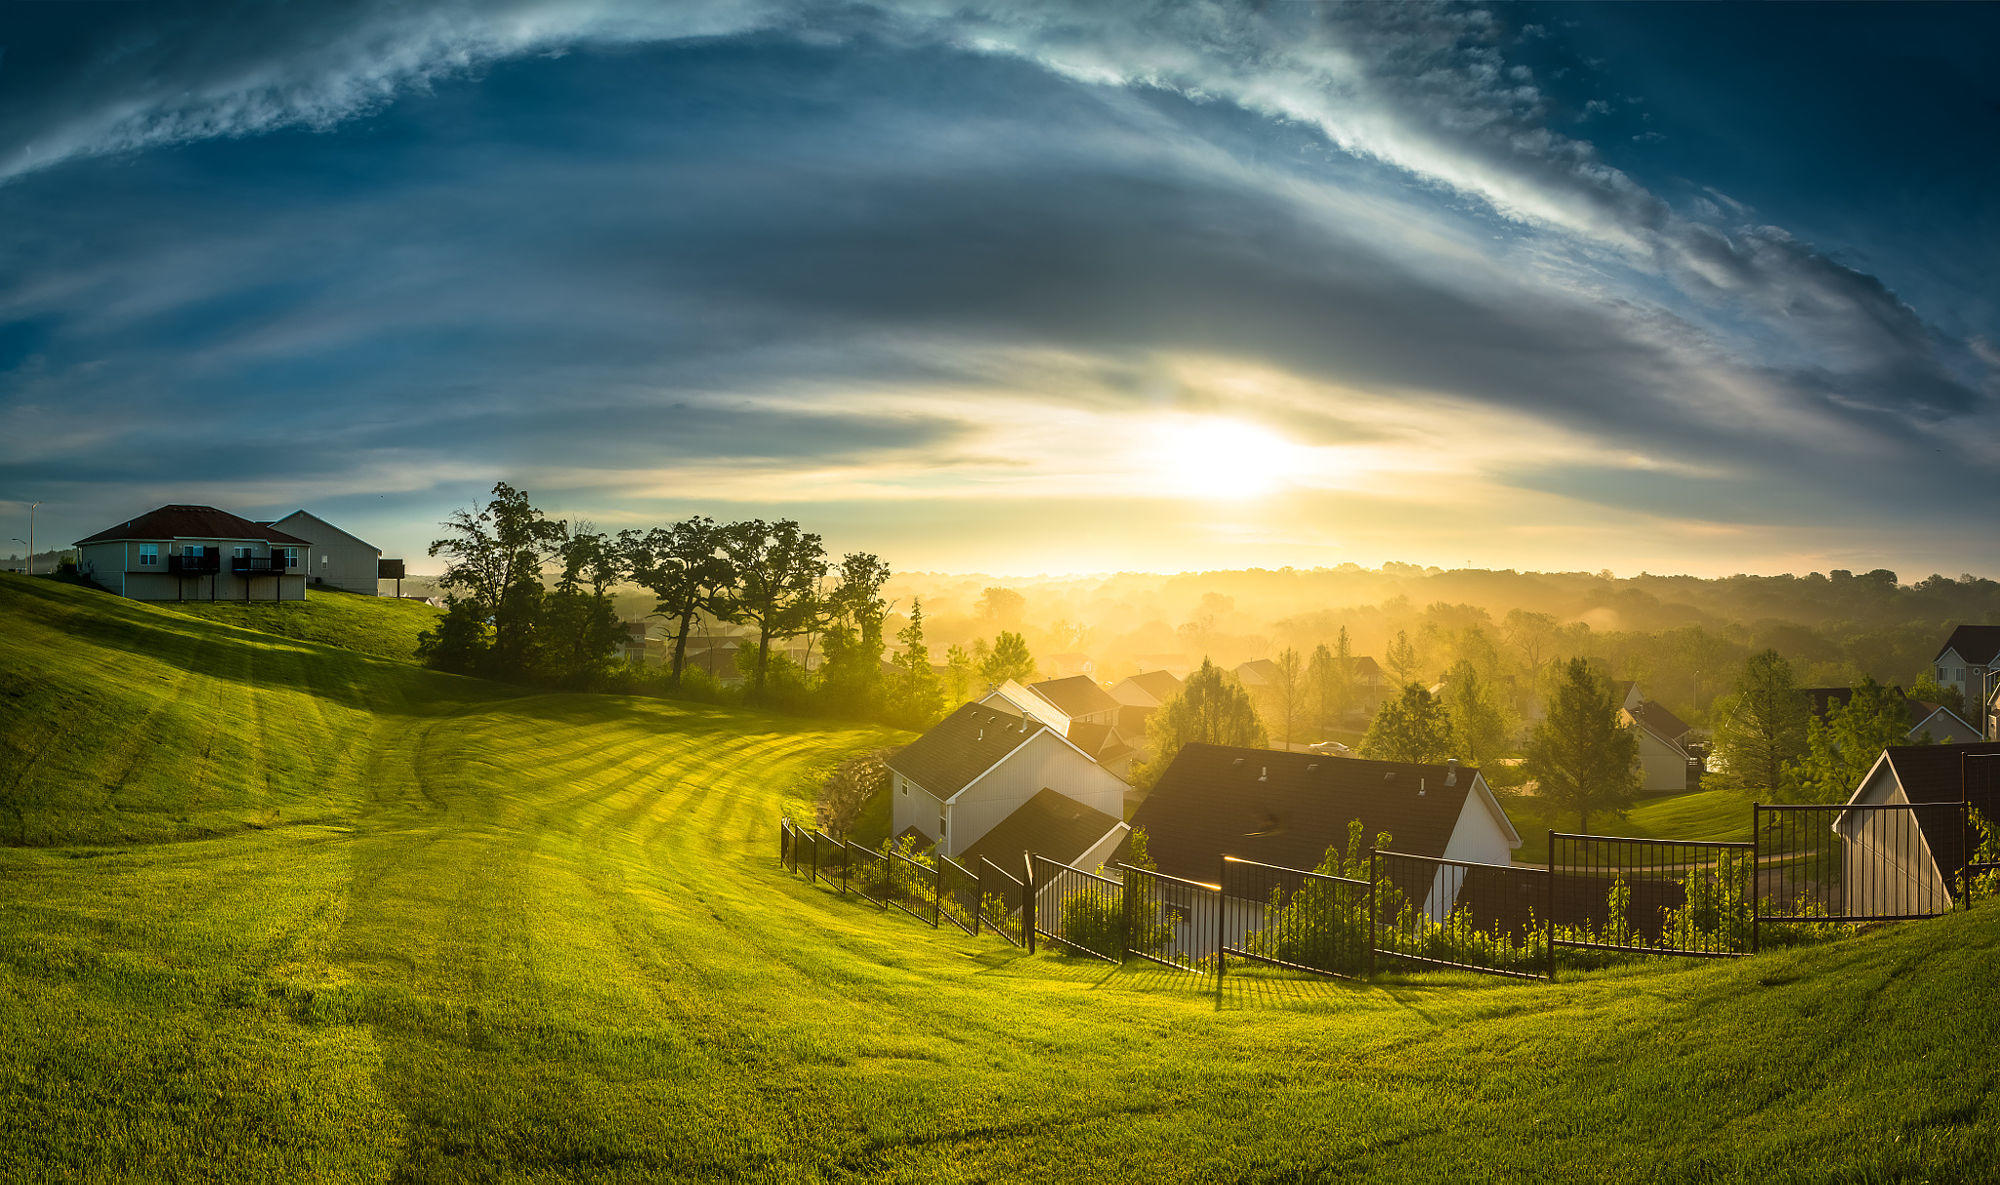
1445, 757, 1460, 786
1232, 757, 1244, 767
1306, 763, 1318, 772
978, 728, 984, 741
1258, 766, 1267, 781
1419, 777, 1427, 797
1384, 771, 1397, 782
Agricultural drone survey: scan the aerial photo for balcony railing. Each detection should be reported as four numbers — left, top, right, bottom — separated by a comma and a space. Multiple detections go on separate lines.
167, 554, 221, 574
230, 555, 297, 574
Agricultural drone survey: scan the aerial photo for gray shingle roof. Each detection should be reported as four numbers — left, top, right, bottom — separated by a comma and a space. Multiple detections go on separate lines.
886, 702, 1046, 798
1129, 744, 1502, 882
960, 788, 1123, 872
1936, 626, 2000, 666
1028, 675, 1120, 719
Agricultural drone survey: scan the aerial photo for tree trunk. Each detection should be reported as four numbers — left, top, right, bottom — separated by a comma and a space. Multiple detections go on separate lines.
756, 626, 773, 692
670, 608, 694, 686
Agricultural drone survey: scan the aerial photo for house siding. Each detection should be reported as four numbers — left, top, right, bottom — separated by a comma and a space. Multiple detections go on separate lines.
76, 537, 307, 602
942, 731, 1128, 859
271, 512, 381, 596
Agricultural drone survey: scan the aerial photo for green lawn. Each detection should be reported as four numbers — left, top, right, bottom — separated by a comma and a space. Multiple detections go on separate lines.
157, 586, 441, 663
1508, 787, 1756, 864
2, 572, 1997, 1182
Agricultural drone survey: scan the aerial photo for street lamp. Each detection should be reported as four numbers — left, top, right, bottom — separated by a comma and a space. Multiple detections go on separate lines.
23, 502, 40, 576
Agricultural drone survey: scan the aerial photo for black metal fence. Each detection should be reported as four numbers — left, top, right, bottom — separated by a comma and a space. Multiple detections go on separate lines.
1752, 802, 1969, 941
1217, 855, 1372, 980
1120, 864, 1220, 973
808, 830, 848, 890
1550, 833, 1752, 958
885, 844, 939, 928
1371, 849, 1551, 980
847, 841, 889, 909
978, 857, 1026, 946
938, 854, 980, 937
1030, 854, 1123, 963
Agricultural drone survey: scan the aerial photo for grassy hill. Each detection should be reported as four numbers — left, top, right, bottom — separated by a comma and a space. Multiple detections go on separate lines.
1, 572, 1996, 1182
157, 586, 441, 663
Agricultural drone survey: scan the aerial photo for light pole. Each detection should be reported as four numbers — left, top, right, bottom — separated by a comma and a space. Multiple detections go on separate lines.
24, 502, 39, 575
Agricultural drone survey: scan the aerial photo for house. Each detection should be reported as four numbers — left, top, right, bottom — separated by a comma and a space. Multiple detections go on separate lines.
264, 510, 394, 595
979, 679, 1136, 778
1043, 652, 1096, 679
1109, 669, 1183, 748
613, 621, 662, 666
1615, 684, 1696, 794
73, 505, 313, 602
887, 702, 1131, 861
1234, 659, 1281, 689
1025, 675, 1121, 727
1931, 626, 2000, 719
1129, 743, 1521, 913
1805, 687, 1981, 745
1834, 741, 2000, 916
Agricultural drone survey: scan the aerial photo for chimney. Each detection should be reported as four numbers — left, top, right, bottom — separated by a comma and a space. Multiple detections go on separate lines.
1446, 758, 1460, 786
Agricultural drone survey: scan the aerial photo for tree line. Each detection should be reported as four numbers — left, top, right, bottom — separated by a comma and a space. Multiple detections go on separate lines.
416, 483, 1037, 729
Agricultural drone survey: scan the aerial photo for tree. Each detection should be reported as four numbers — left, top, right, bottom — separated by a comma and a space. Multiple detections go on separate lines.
1359, 683, 1454, 764
817, 749, 890, 838
1443, 661, 1509, 767
975, 586, 1026, 629
541, 528, 622, 687
1265, 646, 1306, 747
815, 552, 893, 718
1385, 629, 1420, 685
1786, 676, 1919, 803
1133, 659, 1267, 787
423, 482, 566, 679
714, 519, 828, 696
942, 644, 977, 704
1708, 649, 1809, 796
978, 630, 1035, 687
1524, 658, 1641, 831
1909, 671, 1967, 718
620, 515, 730, 686
887, 598, 945, 727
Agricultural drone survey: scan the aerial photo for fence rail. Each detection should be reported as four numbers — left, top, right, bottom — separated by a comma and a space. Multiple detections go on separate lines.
1549, 832, 1753, 958
1372, 849, 1551, 981
1120, 864, 1220, 974
939, 854, 980, 937
848, 841, 889, 909
1031, 854, 1123, 963
886, 845, 939, 928
978, 858, 1025, 946
1218, 855, 1371, 980
1752, 802, 1968, 939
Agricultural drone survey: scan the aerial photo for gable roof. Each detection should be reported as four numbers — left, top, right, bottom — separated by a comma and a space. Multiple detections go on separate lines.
266, 509, 379, 552
1027, 675, 1120, 718
1129, 744, 1515, 883
1235, 659, 1281, 686
959, 788, 1125, 872
1804, 686, 1975, 738
74, 505, 313, 547
1341, 656, 1388, 684
1065, 720, 1134, 766
886, 702, 1047, 798
1935, 625, 2000, 666
1624, 701, 1691, 750
1113, 669, 1183, 707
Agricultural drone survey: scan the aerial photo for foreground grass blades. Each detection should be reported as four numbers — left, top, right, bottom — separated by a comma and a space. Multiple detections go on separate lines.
1, 573, 1996, 1182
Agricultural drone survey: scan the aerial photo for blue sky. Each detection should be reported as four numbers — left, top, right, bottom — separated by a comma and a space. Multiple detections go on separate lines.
1, 1, 1995, 577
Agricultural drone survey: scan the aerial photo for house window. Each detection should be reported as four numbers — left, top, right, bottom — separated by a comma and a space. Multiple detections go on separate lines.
939, 813, 948, 838
279, 547, 299, 569
234, 546, 252, 559
138, 544, 159, 567
185, 544, 206, 558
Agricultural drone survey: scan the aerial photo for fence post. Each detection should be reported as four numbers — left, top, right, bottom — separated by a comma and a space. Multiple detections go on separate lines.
1121, 866, 1135, 963
1024, 853, 1037, 955
1367, 848, 1378, 979
841, 836, 849, 895
809, 830, 818, 885
1751, 805, 1762, 954
932, 855, 942, 928
780, 819, 787, 865
969, 860, 980, 937
1216, 856, 1227, 980
1544, 829, 1556, 983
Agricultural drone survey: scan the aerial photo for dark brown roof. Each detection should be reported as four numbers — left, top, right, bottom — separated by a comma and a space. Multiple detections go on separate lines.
959, 788, 1123, 872
1129, 744, 1506, 882
1117, 670, 1183, 705
1881, 741, 2000, 804
1116, 705, 1154, 737
75, 505, 313, 547
1028, 675, 1120, 719
886, 702, 1048, 798
1936, 626, 2000, 666
1629, 700, 1690, 742
1065, 720, 1134, 766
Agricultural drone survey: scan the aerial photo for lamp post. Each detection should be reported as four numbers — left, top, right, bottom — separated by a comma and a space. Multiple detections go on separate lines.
24, 502, 39, 575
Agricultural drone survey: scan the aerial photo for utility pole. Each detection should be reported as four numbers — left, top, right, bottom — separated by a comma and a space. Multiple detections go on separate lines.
26, 502, 40, 575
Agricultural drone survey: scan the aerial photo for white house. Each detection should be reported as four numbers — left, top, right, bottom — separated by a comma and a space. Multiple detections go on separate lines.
74, 505, 312, 602
978, 678, 1136, 776
1126, 744, 1522, 956
265, 510, 391, 596
1932, 626, 2000, 719
1616, 683, 1695, 794
887, 702, 1131, 861
1834, 741, 2000, 916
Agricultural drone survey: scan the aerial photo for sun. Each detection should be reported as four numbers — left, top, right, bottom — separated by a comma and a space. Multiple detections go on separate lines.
1145, 416, 1314, 501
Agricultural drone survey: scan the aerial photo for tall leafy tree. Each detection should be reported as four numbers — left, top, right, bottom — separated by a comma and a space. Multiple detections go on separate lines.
815, 552, 893, 718
1266, 646, 1306, 747
1709, 649, 1810, 796
714, 519, 828, 696
423, 482, 566, 679
1524, 658, 1641, 831
1786, 676, 1918, 803
1443, 660, 1510, 767
941, 644, 977, 704
620, 515, 730, 686
978, 630, 1035, 686
887, 598, 945, 727
542, 528, 622, 687
1133, 659, 1267, 787
1360, 683, 1454, 764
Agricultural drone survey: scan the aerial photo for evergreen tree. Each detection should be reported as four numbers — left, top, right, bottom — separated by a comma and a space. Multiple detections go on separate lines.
942, 644, 977, 704
887, 599, 945, 727
1709, 649, 1809, 796
1385, 629, 1420, 684
1359, 682, 1454, 764
1524, 658, 1641, 831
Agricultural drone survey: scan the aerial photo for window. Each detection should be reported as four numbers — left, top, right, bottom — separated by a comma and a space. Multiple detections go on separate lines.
279, 547, 299, 569
138, 544, 159, 567
233, 546, 252, 559
185, 544, 206, 558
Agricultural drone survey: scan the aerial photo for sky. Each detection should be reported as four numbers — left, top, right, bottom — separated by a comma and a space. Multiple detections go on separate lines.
1, 1, 1997, 579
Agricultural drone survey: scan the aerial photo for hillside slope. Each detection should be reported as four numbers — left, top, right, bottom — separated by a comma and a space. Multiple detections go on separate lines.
0, 574, 1995, 1182
156, 586, 441, 664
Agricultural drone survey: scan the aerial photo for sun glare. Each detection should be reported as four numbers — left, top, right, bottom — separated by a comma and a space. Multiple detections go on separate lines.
1147, 416, 1314, 501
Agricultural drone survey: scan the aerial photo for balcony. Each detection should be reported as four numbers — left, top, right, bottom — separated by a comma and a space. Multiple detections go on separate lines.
167, 553, 221, 574
230, 555, 296, 574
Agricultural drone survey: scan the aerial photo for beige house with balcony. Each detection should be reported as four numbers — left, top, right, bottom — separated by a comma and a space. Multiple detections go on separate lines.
74, 505, 313, 601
